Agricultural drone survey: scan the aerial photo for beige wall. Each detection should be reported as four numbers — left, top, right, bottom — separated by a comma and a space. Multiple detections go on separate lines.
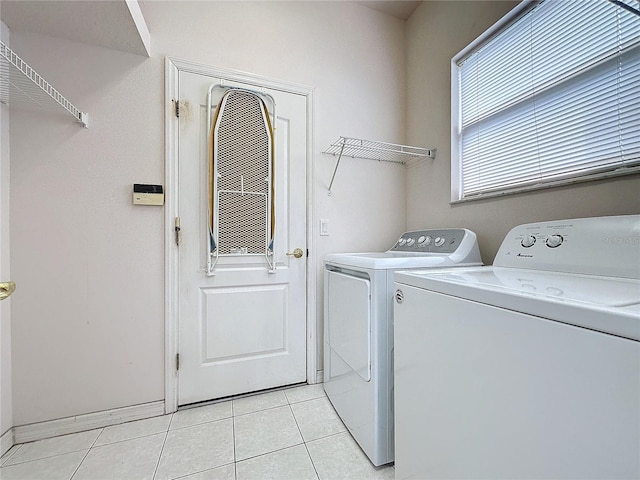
0, 21, 12, 446
9, 1, 407, 425
406, 1, 640, 264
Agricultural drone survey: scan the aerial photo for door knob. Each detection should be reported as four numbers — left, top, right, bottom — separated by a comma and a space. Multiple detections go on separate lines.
0, 281, 16, 301
286, 248, 304, 259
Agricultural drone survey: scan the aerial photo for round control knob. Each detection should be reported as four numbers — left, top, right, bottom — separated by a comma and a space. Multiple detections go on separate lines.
398, 238, 406, 246
545, 234, 564, 248
424, 236, 432, 245
417, 236, 426, 244
521, 235, 536, 248
434, 237, 445, 247
406, 238, 416, 246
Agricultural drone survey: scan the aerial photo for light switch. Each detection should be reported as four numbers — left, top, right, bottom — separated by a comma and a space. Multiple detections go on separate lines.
320, 219, 329, 236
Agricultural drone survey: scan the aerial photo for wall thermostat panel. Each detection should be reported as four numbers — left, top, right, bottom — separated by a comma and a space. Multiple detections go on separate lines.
133, 184, 164, 206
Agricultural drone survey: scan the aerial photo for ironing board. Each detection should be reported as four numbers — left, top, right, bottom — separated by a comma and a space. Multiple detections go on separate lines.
207, 87, 275, 274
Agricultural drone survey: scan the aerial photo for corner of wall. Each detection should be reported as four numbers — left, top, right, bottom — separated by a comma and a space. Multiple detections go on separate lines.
0, 19, 14, 456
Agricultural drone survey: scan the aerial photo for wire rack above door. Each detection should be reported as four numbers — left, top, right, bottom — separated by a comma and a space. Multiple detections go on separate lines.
0, 41, 89, 128
324, 136, 436, 194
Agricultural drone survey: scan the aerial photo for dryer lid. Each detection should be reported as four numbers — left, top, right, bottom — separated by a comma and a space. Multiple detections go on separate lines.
324, 228, 482, 270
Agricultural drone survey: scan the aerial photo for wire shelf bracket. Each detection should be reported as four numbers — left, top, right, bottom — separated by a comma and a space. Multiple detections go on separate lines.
0, 41, 89, 128
323, 136, 436, 195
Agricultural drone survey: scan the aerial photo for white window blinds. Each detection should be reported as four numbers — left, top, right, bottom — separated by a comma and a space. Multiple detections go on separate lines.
453, 0, 640, 200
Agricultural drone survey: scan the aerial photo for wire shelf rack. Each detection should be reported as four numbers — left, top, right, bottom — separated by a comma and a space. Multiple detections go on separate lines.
324, 136, 436, 194
324, 136, 435, 164
0, 41, 89, 128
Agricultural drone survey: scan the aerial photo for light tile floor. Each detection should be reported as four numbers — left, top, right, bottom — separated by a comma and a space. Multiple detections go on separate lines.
0, 384, 395, 480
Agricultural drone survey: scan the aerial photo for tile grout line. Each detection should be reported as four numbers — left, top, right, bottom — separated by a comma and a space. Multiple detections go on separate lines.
88, 429, 171, 448
288, 403, 321, 479
151, 420, 172, 480
230, 390, 328, 420
234, 402, 306, 464
2, 449, 89, 468
302, 441, 321, 480
231, 399, 238, 480
166, 410, 178, 431
285, 385, 327, 406
2, 430, 104, 469
168, 411, 234, 432
168, 462, 236, 480
305, 429, 347, 445
4, 387, 329, 479
69, 428, 104, 480
233, 402, 288, 419
233, 440, 307, 464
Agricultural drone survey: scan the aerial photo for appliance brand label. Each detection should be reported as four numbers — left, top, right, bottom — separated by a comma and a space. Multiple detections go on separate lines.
601, 235, 640, 246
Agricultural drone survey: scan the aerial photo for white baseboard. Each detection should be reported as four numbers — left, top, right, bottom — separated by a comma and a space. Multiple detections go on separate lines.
13, 401, 165, 445
1, 428, 14, 457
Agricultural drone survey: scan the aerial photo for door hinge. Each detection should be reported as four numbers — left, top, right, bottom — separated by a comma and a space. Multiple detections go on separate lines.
175, 216, 181, 246
174, 99, 180, 118
176, 353, 180, 371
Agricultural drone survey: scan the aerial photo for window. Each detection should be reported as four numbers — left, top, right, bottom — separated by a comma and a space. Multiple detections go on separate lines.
451, 0, 640, 202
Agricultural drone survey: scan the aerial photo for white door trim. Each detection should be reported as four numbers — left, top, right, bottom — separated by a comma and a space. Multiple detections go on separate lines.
164, 57, 316, 414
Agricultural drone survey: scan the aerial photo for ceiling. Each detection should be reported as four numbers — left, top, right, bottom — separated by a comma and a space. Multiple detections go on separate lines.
0, 0, 150, 57
0, 0, 422, 58
358, 1, 422, 20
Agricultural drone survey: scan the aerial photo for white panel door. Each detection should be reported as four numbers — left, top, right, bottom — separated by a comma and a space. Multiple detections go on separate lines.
178, 71, 307, 405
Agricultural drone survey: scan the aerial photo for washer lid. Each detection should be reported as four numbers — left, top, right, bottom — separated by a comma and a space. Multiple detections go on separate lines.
394, 266, 640, 341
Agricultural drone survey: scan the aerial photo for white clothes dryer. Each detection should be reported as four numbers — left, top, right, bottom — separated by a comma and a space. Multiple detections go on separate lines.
323, 228, 482, 466
394, 215, 640, 479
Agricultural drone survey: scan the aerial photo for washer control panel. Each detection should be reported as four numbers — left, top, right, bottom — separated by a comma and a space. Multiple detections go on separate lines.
519, 233, 566, 249
391, 229, 468, 254
494, 215, 640, 279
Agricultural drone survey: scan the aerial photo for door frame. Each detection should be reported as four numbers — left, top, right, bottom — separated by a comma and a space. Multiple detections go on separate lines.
164, 57, 316, 414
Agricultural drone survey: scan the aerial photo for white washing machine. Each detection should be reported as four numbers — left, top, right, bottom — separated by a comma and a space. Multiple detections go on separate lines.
323, 228, 482, 466
394, 215, 640, 479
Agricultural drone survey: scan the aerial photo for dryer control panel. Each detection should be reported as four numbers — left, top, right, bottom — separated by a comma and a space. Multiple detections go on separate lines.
391, 229, 469, 254
494, 215, 640, 279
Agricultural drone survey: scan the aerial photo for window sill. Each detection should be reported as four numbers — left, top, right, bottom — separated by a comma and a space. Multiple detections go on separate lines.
450, 165, 640, 204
